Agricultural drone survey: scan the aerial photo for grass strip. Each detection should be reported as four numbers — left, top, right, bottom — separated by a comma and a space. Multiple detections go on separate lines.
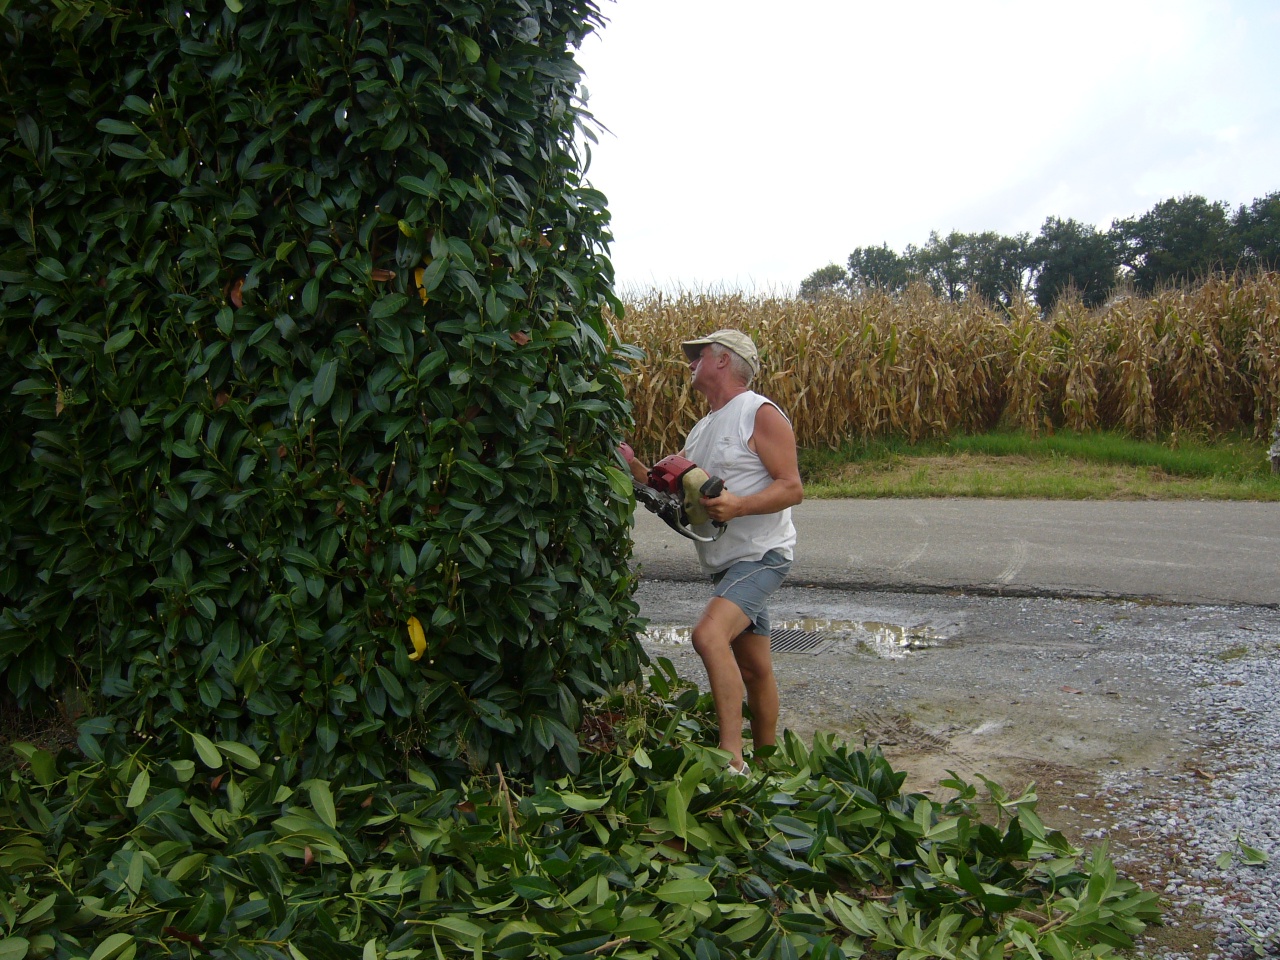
800, 430, 1280, 500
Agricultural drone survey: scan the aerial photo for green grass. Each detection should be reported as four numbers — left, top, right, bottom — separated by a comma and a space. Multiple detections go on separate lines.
799, 430, 1280, 500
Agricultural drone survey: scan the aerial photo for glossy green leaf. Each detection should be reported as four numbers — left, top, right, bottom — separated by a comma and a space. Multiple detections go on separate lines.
399, 541, 417, 577
654, 877, 715, 904
511, 876, 558, 900
88, 933, 135, 960
558, 792, 609, 812
191, 733, 223, 770
398, 175, 440, 197
313, 360, 338, 406
95, 118, 138, 135
217, 741, 262, 770
126, 768, 150, 808
309, 780, 338, 829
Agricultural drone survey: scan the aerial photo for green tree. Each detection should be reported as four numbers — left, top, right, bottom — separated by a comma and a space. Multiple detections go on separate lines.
902, 231, 1029, 305
956, 230, 1031, 306
1111, 195, 1239, 292
0, 0, 642, 781
847, 243, 913, 294
1030, 216, 1118, 311
798, 262, 849, 300
1234, 190, 1280, 270
910, 231, 967, 301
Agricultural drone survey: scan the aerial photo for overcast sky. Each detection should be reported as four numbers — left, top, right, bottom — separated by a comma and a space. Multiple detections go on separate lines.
573, 0, 1280, 295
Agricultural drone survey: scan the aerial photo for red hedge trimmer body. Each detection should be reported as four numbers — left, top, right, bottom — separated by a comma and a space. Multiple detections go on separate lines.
634, 454, 726, 542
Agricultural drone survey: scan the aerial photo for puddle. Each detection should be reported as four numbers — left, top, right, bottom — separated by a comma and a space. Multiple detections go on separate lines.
851, 620, 942, 658
641, 618, 942, 659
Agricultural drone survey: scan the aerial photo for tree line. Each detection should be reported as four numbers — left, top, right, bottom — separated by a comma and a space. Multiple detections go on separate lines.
800, 191, 1280, 310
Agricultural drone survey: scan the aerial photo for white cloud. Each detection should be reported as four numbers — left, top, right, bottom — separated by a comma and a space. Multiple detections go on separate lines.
576, 0, 1280, 293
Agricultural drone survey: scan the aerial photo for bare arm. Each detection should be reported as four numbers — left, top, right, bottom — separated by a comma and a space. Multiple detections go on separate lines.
626, 456, 649, 485
622, 443, 696, 488
620, 441, 660, 485
700, 404, 803, 523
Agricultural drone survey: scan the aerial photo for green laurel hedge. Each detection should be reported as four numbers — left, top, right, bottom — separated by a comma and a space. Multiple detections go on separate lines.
0, 0, 644, 781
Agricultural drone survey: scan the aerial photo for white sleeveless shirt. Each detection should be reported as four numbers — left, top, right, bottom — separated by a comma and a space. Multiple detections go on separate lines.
682, 390, 797, 575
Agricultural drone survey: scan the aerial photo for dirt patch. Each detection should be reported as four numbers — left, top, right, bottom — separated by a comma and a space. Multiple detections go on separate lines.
636, 582, 1201, 804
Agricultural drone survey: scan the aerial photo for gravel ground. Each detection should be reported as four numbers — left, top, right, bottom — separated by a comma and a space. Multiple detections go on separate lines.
1101, 627, 1280, 959
634, 579, 1280, 959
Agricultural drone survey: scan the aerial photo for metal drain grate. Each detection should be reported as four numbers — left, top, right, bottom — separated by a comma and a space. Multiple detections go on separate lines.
770, 628, 834, 656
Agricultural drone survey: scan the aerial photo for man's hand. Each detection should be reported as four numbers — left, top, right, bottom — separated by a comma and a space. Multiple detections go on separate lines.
619, 441, 650, 485
700, 487, 744, 523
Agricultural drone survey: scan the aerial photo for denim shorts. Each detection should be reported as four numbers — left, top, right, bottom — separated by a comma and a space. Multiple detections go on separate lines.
711, 549, 793, 638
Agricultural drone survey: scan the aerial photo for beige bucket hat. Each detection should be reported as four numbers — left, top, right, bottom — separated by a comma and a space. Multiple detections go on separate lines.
680, 329, 760, 376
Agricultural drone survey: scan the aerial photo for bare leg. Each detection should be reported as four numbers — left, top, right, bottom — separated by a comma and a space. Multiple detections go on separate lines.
731, 631, 779, 749
690, 597, 752, 769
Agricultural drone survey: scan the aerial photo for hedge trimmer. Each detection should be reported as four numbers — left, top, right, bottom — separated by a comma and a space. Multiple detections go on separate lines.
634, 454, 727, 543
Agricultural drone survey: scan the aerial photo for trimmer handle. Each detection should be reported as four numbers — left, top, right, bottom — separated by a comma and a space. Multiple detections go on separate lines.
700, 476, 724, 499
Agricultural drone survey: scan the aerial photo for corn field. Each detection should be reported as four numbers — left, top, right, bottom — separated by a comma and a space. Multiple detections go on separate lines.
615, 273, 1280, 461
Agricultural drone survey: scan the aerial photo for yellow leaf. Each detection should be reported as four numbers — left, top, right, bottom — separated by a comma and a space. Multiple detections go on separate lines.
406, 616, 426, 661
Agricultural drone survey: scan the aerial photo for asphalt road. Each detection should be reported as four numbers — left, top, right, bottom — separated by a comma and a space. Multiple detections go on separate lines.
630, 498, 1280, 607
